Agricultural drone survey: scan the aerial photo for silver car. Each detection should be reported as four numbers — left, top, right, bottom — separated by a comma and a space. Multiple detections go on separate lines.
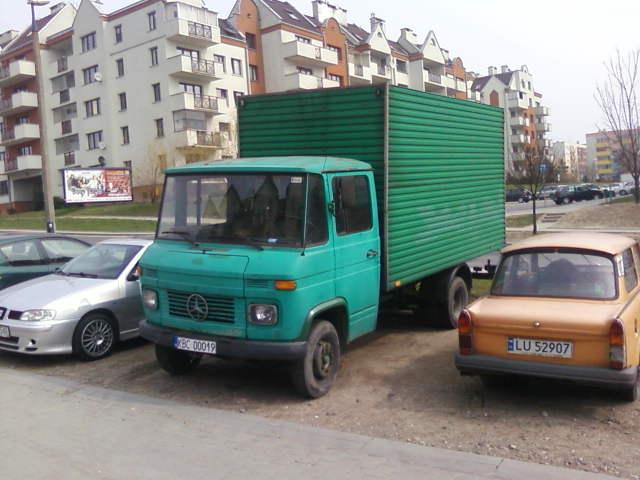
0, 239, 151, 360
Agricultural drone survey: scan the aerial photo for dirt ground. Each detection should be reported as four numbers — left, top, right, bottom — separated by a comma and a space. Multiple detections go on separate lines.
1, 311, 639, 479
555, 202, 640, 229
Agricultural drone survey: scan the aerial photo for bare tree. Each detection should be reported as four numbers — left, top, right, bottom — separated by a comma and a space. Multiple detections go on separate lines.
595, 49, 640, 204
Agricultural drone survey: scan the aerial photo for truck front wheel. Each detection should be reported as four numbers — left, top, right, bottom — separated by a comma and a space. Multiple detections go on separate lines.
291, 320, 341, 399
155, 345, 202, 375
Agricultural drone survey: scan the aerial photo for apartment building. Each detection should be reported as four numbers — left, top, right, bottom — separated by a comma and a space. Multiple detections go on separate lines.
0, 3, 75, 213
229, 0, 475, 98
552, 141, 587, 181
471, 65, 551, 175
585, 130, 637, 181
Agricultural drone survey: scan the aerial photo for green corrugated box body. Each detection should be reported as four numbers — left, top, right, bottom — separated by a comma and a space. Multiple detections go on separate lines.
238, 85, 505, 291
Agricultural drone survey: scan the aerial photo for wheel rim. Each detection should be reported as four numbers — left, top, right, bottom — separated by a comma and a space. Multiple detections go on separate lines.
81, 318, 114, 357
312, 339, 334, 381
452, 285, 468, 322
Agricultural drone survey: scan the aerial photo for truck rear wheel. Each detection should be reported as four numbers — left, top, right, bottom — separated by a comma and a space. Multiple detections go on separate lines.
291, 320, 341, 399
438, 276, 469, 329
155, 345, 202, 375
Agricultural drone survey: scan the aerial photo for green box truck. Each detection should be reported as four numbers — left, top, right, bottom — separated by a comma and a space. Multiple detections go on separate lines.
139, 85, 505, 398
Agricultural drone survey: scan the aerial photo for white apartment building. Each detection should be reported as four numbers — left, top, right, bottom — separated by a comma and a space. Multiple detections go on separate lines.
471, 65, 551, 174
552, 141, 587, 181
38, 0, 250, 201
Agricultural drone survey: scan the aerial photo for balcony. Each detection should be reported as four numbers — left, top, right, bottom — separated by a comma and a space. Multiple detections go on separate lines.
538, 138, 552, 149
0, 60, 36, 88
174, 129, 227, 150
166, 18, 220, 48
510, 116, 530, 128
511, 152, 526, 162
510, 134, 527, 145
507, 92, 529, 110
168, 54, 218, 81
0, 91, 38, 116
170, 92, 221, 115
535, 120, 551, 132
349, 63, 371, 84
371, 64, 391, 82
4, 154, 42, 173
283, 72, 339, 91
535, 105, 550, 116
1, 123, 40, 146
425, 70, 442, 85
282, 40, 338, 67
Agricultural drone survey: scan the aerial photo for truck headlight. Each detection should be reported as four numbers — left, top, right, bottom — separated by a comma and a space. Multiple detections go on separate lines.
248, 304, 278, 325
20, 309, 56, 322
142, 289, 159, 310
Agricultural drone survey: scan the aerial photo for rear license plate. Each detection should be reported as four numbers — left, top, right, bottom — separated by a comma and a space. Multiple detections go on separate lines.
173, 337, 217, 355
0, 325, 10, 339
507, 337, 573, 359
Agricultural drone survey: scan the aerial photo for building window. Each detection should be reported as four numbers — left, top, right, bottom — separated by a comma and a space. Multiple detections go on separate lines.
217, 88, 228, 107
81, 32, 96, 52
150, 47, 159, 66
18, 145, 33, 156
0, 180, 8, 196
155, 118, 164, 137
297, 66, 312, 75
152, 83, 161, 102
328, 73, 342, 85
118, 92, 127, 111
233, 91, 244, 106
231, 58, 243, 76
327, 44, 342, 61
82, 65, 99, 85
296, 35, 311, 44
396, 60, 407, 73
64, 151, 75, 166
114, 25, 122, 43
116, 58, 125, 77
180, 83, 203, 96
60, 89, 70, 103
87, 131, 103, 150
148, 11, 157, 31
249, 65, 258, 82
121, 126, 130, 145
84, 98, 100, 117
124, 160, 132, 170
214, 55, 226, 73
245, 32, 257, 49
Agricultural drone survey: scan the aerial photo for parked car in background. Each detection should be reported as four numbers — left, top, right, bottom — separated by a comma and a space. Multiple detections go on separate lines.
553, 185, 604, 204
506, 188, 532, 203
606, 183, 624, 196
455, 233, 640, 401
0, 239, 152, 360
620, 182, 637, 196
0, 235, 90, 290
537, 185, 560, 200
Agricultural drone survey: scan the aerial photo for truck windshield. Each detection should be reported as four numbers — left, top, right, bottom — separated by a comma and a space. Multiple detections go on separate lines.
157, 173, 327, 248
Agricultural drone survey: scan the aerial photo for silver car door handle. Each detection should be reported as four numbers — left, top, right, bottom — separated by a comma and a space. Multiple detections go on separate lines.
367, 250, 378, 258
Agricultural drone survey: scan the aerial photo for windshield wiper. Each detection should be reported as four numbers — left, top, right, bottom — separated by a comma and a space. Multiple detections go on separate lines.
65, 272, 99, 279
161, 229, 197, 246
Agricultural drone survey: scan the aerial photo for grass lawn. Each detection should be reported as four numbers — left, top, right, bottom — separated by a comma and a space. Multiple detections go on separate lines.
70, 203, 160, 217
471, 278, 492, 299
506, 214, 538, 228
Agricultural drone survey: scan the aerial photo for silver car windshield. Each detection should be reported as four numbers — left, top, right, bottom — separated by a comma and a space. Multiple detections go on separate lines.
60, 244, 142, 280
491, 250, 617, 300
157, 173, 327, 248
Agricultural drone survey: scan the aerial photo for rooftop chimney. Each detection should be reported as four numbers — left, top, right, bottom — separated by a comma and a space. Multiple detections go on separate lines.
370, 13, 385, 34
488, 66, 497, 76
501, 65, 509, 73
400, 27, 419, 46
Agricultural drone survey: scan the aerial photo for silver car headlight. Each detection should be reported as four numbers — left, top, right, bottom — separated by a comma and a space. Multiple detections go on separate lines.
248, 304, 278, 326
20, 309, 56, 322
142, 289, 159, 310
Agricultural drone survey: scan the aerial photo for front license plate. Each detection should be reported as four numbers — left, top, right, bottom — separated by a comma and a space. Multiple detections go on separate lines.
173, 337, 217, 355
0, 325, 10, 339
507, 337, 573, 359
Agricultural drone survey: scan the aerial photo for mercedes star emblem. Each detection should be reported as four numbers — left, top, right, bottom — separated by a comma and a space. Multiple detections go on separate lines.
186, 294, 208, 321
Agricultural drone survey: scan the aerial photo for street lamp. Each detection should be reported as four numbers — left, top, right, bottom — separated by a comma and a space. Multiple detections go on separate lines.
27, 0, 56, 233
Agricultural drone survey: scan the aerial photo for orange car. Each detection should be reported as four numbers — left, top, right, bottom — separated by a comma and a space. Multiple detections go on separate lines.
455, 233, 640, 401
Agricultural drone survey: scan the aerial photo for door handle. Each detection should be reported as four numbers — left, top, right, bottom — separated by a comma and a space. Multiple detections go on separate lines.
367, 250, 378, 259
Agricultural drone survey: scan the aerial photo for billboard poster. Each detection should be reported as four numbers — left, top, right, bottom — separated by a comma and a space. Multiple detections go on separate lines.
63, 168, 133, 204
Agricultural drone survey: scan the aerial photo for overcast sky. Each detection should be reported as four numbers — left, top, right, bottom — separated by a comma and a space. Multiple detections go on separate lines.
3, 0, 640, 143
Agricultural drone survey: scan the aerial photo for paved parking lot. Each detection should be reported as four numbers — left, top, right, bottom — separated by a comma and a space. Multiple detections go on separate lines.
1, 311, 638, 479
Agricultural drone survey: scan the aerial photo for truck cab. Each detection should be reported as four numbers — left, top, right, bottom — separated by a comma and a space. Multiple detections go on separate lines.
140, 157, 381, 398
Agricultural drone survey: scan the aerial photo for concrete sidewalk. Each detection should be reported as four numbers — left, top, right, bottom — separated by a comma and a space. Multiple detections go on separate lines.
0, 370, 614, 480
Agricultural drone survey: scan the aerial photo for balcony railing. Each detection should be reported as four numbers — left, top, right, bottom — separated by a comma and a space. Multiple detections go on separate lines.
57, 57, 68, 73
376, 65, 390, 76
196, 130, 216, 146
189, 57, 216, 75
428, 72, 442, 84
188, 21, 212, 40
64, 151, 75, 166
193, 94, 218, 110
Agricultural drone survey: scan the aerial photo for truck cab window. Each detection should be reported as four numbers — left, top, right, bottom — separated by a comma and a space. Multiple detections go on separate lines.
332, 175, 372, 235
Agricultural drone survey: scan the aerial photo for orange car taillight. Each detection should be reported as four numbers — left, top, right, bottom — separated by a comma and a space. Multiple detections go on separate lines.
609, 319, 626, 370
458, 309, 473, 356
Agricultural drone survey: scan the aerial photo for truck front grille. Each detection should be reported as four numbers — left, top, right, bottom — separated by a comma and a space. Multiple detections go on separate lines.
166, 290, 235, 324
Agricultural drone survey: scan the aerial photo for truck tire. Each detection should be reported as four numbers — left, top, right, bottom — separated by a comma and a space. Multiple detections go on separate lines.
437, 276, 469, 329
291, 320, 340, 399
155, 344, 202, 375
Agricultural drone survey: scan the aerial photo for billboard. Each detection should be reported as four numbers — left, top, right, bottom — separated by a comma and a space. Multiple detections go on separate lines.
63, 168, 133, 204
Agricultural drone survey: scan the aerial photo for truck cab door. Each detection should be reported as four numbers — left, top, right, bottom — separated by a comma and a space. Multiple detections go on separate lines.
329, 172, 381, 340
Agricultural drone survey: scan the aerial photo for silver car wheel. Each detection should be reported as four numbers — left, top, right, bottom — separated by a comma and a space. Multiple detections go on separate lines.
80, 318, 115, 358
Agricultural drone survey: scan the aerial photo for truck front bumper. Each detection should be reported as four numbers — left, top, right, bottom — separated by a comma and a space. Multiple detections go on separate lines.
455, 353, 638, 390
140, 320, 307, 361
